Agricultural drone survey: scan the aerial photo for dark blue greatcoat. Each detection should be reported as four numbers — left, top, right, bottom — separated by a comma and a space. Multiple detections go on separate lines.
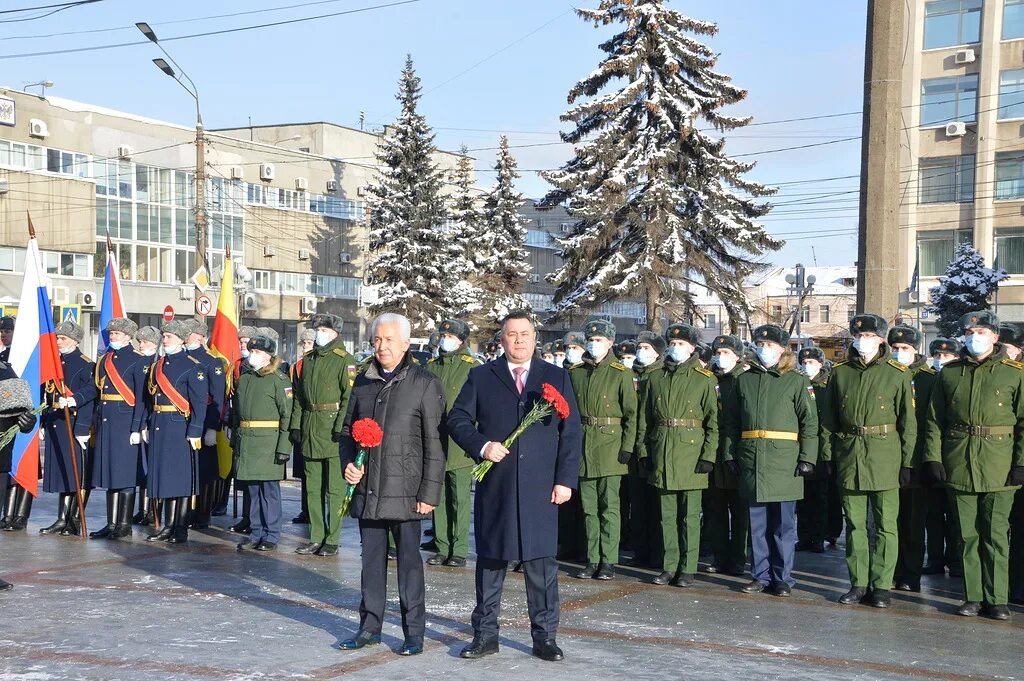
93, 347, 147, 490
41, 350, 97, 493
186, 345, 227, 485
146, 352, 208, 499
448, 355, 582, 561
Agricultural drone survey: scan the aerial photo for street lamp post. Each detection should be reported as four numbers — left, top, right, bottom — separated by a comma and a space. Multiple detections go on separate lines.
785, 263, 816, 348
136, 22, 207, 302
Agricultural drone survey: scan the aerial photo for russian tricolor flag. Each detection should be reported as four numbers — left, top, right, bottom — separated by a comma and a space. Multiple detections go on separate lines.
97, 237, 125, 356
9, 216, 64, 496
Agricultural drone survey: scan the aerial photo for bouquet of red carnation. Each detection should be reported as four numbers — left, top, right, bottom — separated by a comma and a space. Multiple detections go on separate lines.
471, 383, 571, 481
340, 418, 385, 519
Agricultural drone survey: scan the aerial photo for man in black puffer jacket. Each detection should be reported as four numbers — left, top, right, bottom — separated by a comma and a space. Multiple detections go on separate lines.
339, 313, 445, 657
0, 367, 43, 591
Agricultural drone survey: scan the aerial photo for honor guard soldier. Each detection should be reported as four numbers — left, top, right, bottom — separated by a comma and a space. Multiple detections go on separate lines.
820, 314, 916, 608
627, 330, 666, 569
706, 334, 750, 576
131, 326, 160, 526
568, 319, 637, 580
0, 375, 41, 590
39, 320, 96, 537
0, 314, 34, 531
145, 320, 209, 544
90, 317, 148, 540
794, 346, 830, 554
223, 325, 260, 532
541, 343, 556, 365
636, 323, 718, 587
425, 319, 481, 568
558, 330, 588, 561
614, 340, 637, 370
722, 325, 818, 597
0, 315, 14, 364
289, 313, 356, 557
289, 328, 316, 524
924, 311, 1024, 620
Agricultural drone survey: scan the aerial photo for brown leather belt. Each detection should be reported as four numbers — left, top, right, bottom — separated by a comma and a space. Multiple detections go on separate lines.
581, 417, 621, 426
659, 418, 703, 428
950, 424, 1014, 436
846, 424, 897, 436
311, 402, 340, 412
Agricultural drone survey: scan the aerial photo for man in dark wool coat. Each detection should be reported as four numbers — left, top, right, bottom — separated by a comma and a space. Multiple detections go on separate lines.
448, 310, 582, 662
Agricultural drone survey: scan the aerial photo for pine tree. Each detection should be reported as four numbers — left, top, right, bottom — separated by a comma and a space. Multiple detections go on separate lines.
447, 146, 484, 319
477, 135, 532, 323
541, 0, 781, 332
925, 242, 1007, 337
365, 55, 462, 332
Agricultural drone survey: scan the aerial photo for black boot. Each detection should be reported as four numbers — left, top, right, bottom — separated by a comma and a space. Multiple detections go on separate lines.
0, 481, 18, 529
60, 491, 88, 537
132, 487, 151, 526
89, 490, 118, 539
39, 493, 73, 535
167, 497, 189, 544
5, 484, 34, 531
147, 499, 175, 542
230, 488, 251, 533
292, 478, 309, 523
110, 489, 134, 539
212, 478, 230, 516
189, 485, 211, 529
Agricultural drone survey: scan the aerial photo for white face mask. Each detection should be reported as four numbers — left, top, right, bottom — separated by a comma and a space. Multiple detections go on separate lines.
247, 351, 270, 370
666, 345, 691, 363
713, 354, 737, 373
852, 336, 881, 360
240, 349, 250, 358
756, 345, 781, 368
58, 345, 76, 355
439, 337, 460, 354
141, 347, 157, 357
931, 357, 951, 371
108, 340, 127, 351
635, 348, 658, 367
965, 333, 993, 356
801, 362, 820, 380
314, 330, 335, 347
554, 353, 566, 365
621, 357, 635, 369
893, 349, 915, 366
565, 348, 584, 365
585, 340, 609, 361
185, 341, 201, 351
164, 342, 183, 355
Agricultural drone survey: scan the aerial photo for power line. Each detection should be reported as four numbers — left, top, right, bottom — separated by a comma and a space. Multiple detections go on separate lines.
0, 0, 98, 15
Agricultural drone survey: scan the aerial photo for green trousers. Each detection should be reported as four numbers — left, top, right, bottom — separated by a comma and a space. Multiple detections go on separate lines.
433, 467, 471, 559
951, 489, 1015, 605
660, 489, 702, 574
304, 457, 344, 545
1009, 489, 1024, 601
894, 486, 927, 584
703, 485, 749, 570
841, 488, 899, 589
579, 476, 622, 565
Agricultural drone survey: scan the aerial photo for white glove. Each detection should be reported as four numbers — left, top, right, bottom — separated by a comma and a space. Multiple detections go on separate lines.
188, 437, 202, 450
75, 435, 90, 448
38, 430, 45, 443
58, 396, 76, 409
224, 427, 233, 442
203, 429, 217, 447
141, 429, 149, 444
129, 432, 141, 445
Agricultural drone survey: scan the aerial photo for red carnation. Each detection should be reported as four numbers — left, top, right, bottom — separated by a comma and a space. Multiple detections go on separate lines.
541, 383, 570, 420
352, 418, 384, 449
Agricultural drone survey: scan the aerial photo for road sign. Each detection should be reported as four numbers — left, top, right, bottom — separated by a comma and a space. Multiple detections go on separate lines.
162, 305, 175, 323
191, 266, 210, 293
58, 305, 80, 324
195, 294, 213, 317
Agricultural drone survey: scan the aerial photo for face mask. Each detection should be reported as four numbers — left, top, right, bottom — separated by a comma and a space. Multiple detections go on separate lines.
621, 357, 635, 369
802, 363, 820, 380
713, 354, 737, 373
635, 348, 658, 367
164, 343, 183, 355
439, 337, 460, 354
108, 340, 127, 351
894, 349, 915, 366
585, 341, 609, 361
314, 330, 334, 347
554, 354, 566, 365
852, 337, 881, 360
565, 348, 584, 365
247, 352, 270, 370
756, 346, 780, 368
965, 334, 993, 356
58, 345, 76, 355
141, 348, 157, 357
931, 357, 950, 371
240, 349, 250, 358
666, 345, 691, 363
185, 341, 201, 351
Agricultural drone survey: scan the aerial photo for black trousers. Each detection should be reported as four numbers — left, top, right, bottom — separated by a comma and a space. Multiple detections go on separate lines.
358, 518, 425, 639
472, 556, 559, 644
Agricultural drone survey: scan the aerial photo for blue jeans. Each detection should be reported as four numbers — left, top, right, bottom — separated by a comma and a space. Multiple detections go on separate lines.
749, 501, 796, 587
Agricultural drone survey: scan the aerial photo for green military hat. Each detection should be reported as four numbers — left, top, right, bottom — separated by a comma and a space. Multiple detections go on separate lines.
711, 334, 744, 355
584, 319, 616, 341
614, 339, 637, 359
551, 339, 566, 353
929, 337, 960, 355
563, 331, 586, 348
439, 319, 470, 342
849, 313, 888, 337
55, 320, 84, 342
307, 313, 343, 331
752, 324, 789, 346
887, 324, 921, 348
798, 346, 825, 363
958, 310, 999, 334
248, 330, 277, 355
541, 342, 554, 355
636, 330, 666, 354
665, 323, 700, 345
998, 322, 1024, 346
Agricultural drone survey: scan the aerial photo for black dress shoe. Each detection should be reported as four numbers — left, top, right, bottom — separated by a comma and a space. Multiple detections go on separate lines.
740, 579, 768, 594
460, 637, 499, 659
532, 639, 563, 662
295, 541, 321, 555
339, 631, 381, 650
0, 578, 12, 591
291, 513, 310, 524
229, 519, 251, 534
921, 562, 945, 575
317, 543, 338, 557
771, 582, 792, 597
703, 563, 720, 574
893, 579, 920, 592
146, 527, 173, 542
398, 637, 423, 656
426, 553, 445, 566
166, 529, 188, 544
651, 571, 673, 586
89, 525, 114, 539
957, 601, 982, 617
838, 587, 868, 605
671, 572, 695, 588
237, 539, 257, 551
594, 563, 614, 580
254, 541, 277, 552
445, 556, 467, 568
867, 589, 891, 608
726, 564, 747, 577
575, 563, 598, 579
512, 561, 524, 573
982, 603, 1011, 621
794, 540, 811, 552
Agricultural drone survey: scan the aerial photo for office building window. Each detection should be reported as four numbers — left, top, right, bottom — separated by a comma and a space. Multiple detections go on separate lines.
996, 228, 1024, 274
917, 229, 972, 276
771, 304, 783, 321
995, 151, 1024, 199
801, 305, 810, 324
1000, 69, 1024, 120
1005, 0, 1024, 40
705, 313, 717, 328
921, 75, 978, 126
924, 0, 982, 49
918, 155, 975, 203
819, 305, 831, 323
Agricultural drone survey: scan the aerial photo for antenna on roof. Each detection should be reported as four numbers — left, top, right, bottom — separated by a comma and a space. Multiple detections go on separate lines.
811, 246, 818, 267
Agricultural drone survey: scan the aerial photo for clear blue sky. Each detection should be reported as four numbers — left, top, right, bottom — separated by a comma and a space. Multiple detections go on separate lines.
0, 0, 868, 269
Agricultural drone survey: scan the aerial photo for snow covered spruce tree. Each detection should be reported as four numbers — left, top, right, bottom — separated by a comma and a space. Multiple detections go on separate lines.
476, 135, 532, 323
446, 146, 485, 317
541, 0, 780, 332
365, 56, 470, 331
925, 242, 1007, 337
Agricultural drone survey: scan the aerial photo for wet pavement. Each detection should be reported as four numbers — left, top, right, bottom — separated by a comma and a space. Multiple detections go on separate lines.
0, 483, 1020, 680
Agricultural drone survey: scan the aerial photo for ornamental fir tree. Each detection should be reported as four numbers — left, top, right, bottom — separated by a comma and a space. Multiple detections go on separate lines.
541, 0, 780, 332
365, 55, 465, 332
925, 242, 1007, 337
447, 146, 485, 317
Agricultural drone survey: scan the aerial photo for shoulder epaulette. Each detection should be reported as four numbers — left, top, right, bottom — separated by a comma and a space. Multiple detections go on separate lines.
918, 366, 937, 375
695, 366, 714, 378
610, 361, 625, 371
1002, 358, 1024, 369
332, 347, 349, 358
886, 359, 907, 372
79, 352, 93, 363
132, 349, 144, 356
461, 355, 478, 365
427, 357, 437, 364
832, 360, 848, 368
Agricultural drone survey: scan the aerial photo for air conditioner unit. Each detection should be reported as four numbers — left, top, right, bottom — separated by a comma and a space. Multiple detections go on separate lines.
298, 248, 310, 261
229, 166, 244, 180
339, 252, 352, 264
28, 119, 48, 139
955, 48, 976, 65
51, 286, 69, 306
263, 245, 274, 257
76, 290, 96, 307
117, 145, 133, 159
326, 179, 338, 192
259, 163, 275, 181
178, 285, 193, 301
301, 296, 317, 315
242, 292, 258, 312
945, 121, 967, 138
559, 223, 572, 233
295, 177, 308, 191
356, 185, 367, 197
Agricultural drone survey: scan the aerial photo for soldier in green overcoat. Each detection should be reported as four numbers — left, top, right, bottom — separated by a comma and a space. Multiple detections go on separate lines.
558, 330, 588, 562
637, 323, 718, 587
425, 319, 480, 567
568, 320, 637, 580
626, 331, 666, 569
819, 314, 916, 609
288, 313, 355, 557
794, 346, 830, 554
924, 311, 1024, 620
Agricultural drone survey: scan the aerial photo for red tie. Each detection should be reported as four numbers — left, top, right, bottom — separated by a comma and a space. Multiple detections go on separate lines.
513, 367, 526, 395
